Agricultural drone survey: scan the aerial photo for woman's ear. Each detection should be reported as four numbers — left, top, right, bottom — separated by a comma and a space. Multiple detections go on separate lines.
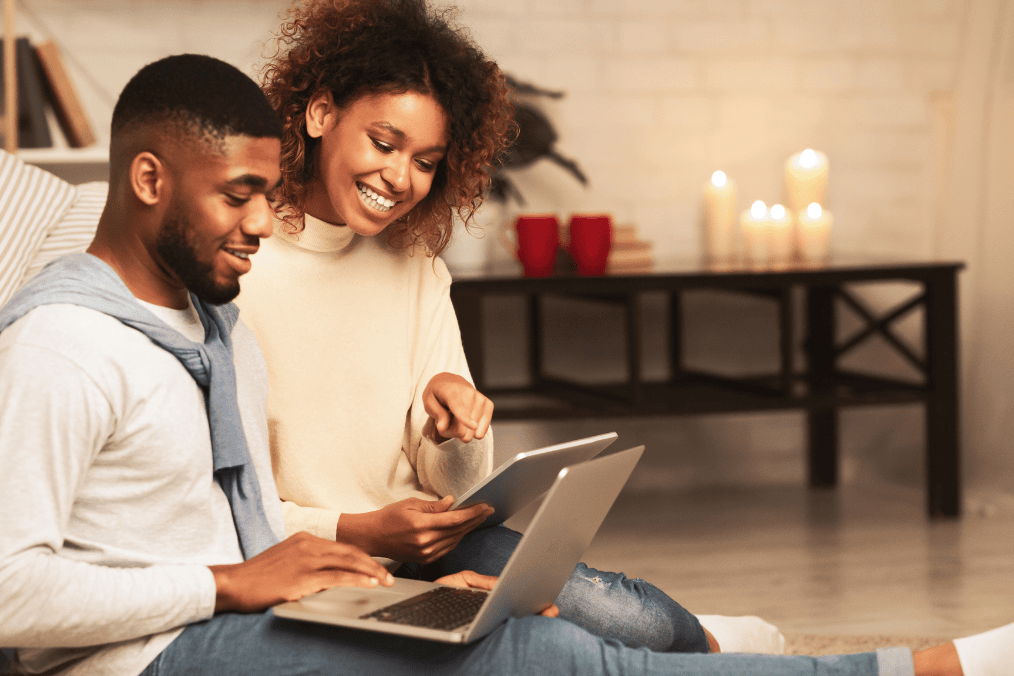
305, 90, 337, 139
129, 152, 165, 207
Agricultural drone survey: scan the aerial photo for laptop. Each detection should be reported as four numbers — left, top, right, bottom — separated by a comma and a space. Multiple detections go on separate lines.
449, 432, 617, 525
272, 445, 643, 643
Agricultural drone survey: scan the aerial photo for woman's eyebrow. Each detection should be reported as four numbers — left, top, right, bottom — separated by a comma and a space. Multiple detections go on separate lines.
374, 121, 405, 138
373, 121, 447, 153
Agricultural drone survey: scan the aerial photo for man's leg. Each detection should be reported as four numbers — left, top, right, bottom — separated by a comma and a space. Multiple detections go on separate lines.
397, 524, 709, 653
140, 611, 900, 676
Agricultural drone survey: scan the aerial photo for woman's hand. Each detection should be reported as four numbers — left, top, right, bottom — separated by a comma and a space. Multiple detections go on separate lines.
422, 373, 493, 444
336, 496, 493, 563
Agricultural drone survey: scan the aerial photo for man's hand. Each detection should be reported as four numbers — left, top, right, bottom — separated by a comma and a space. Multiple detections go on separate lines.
436, 570, 559, 618
209, 532, 394, 613
336, 496, 494, 563
422, 373, 493, 444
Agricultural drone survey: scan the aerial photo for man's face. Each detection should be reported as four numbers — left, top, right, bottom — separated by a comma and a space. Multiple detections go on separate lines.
155, 135, 281, 304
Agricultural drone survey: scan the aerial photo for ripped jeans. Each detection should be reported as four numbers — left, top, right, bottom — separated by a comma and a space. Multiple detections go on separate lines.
396, 524, 708, 653
141, 612, 909, 676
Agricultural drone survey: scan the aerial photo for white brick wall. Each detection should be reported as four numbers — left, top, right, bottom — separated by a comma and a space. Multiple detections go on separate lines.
14, 0, 286, 144
454, 0, 967, 262
14, 0, 969, 262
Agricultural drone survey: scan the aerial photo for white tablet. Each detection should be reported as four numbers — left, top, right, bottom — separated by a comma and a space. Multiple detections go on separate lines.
450, 432, 618, 525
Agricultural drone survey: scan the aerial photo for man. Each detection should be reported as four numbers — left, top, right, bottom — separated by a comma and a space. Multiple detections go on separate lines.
0, 54, 967, 676
0, 53, 395, 675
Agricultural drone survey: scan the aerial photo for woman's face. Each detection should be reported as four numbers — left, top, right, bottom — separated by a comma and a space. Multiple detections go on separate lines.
304, 89, 449, 236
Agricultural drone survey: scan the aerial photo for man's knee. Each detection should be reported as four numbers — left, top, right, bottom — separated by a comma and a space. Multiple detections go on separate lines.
489, 616, 605, 671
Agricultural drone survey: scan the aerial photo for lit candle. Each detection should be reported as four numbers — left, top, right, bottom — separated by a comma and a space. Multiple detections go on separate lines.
796, 202, 833, 262
703, 170, 738, 261
768, 203, 793, 265
784, 148, 829, 213
740, 200, 769, 265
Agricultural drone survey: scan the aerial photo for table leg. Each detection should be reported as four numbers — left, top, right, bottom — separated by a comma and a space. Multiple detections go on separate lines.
779, 287, 794, 395
669, 290, 684, 384
625, 292, 642, 404
450, 287, 486, 391
925, 272, 961, 517
528, 293, 543, 390
806, 285, 838, 487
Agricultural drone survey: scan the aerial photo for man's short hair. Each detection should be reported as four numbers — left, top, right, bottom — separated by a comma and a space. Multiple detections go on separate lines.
111, 54, 282, 150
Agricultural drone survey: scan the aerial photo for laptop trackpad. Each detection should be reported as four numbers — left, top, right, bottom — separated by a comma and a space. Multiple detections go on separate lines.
296, 578, 438, 616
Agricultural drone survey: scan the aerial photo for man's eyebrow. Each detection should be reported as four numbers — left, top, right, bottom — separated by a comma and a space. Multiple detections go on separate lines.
373, 122, 447, 154
226, 174, 273, 190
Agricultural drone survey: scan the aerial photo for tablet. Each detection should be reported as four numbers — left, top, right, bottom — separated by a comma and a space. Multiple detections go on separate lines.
450, 432, 618, 525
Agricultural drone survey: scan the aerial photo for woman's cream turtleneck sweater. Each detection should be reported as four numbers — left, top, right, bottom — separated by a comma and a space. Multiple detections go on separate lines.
235, 214, 492, 544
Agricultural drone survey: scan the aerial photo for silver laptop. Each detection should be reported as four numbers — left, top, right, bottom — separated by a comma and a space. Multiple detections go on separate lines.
272, 445, 643, 643
450, 432, 617, 525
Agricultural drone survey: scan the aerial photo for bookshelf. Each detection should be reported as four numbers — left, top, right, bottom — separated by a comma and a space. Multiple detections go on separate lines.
3, 0, 101, 164
3, 0, 15, 153
17, 145, 107, 164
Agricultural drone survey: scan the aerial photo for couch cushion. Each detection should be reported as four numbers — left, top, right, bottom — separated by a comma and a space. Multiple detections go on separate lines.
19, 181, 107, 285
0, 151, 76, 306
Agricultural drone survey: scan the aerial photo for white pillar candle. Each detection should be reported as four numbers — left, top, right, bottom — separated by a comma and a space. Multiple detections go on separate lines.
703, 170, 738, 261
768, 203, 794, 265
740, 200, 769, 265
796, 202, 833, 262
784, 148, 829, 213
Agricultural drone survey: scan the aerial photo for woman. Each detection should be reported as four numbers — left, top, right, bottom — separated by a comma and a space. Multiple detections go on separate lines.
235, 0, 716, 653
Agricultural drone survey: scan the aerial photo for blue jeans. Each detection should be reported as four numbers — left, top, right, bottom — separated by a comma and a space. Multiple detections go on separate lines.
139, 611, 913, 676
396, 524, 703, 653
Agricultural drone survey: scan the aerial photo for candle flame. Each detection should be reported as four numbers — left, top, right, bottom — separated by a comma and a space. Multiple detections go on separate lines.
770, 204, 786, 220
711, 170, 727, 188
799, 148, 819, 169
806, 202, 823, 218
750, 200, 767, 218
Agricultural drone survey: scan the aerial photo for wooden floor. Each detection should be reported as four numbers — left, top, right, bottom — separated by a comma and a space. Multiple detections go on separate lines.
572, 483, 1014, 640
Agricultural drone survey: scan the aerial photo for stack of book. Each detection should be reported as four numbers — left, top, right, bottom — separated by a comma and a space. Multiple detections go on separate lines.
607, 224, 653, 274
1, 37, 96, 149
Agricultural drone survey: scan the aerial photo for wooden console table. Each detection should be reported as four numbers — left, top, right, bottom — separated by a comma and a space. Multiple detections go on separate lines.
449, 256, 964, 518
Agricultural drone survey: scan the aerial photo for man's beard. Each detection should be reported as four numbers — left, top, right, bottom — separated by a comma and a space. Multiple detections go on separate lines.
155, 207, 239, 306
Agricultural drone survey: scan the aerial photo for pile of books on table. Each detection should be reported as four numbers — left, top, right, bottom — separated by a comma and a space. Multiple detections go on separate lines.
607, 224, 653, 274
1, 37, 96, 149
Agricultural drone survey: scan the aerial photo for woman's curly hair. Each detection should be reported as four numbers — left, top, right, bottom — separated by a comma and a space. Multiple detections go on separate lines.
261, 0, 516, 255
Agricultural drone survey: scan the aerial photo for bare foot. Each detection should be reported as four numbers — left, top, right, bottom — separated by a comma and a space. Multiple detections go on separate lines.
913, 643, 963, 676
704, 628, 720, 653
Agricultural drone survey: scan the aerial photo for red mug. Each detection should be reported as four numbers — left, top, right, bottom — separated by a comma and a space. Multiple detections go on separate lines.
569, 214, 612, 276
514, 215, 559, 277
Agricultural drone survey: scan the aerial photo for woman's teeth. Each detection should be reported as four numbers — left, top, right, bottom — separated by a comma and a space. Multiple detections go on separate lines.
358, 183, 395, 213
226, 249, 249, 260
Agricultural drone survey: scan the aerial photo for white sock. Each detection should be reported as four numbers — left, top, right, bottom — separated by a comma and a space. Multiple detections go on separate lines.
953, 621, 1014, 676
697, 615, 786, 654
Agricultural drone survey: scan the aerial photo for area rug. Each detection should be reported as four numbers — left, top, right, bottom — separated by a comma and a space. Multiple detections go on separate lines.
784, 634, 949, 656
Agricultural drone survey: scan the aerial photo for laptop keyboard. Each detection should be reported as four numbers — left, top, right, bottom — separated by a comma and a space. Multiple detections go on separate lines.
359, 586, 489, 630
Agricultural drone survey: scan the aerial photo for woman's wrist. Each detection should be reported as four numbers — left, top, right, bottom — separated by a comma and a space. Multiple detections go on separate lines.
335, 512, 374, 552
422, 416, 450, 444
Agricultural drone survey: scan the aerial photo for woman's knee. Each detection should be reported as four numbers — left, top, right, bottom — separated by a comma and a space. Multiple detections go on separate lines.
555, 564, 708, 653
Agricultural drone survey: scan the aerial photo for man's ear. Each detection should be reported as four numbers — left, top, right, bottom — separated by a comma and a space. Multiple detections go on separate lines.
129, 152, 165, 206
305, 90, 338, 139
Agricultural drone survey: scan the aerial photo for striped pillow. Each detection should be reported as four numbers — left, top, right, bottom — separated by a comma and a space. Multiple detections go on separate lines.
19, 181, 106, 285
0, 151, 76, 307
